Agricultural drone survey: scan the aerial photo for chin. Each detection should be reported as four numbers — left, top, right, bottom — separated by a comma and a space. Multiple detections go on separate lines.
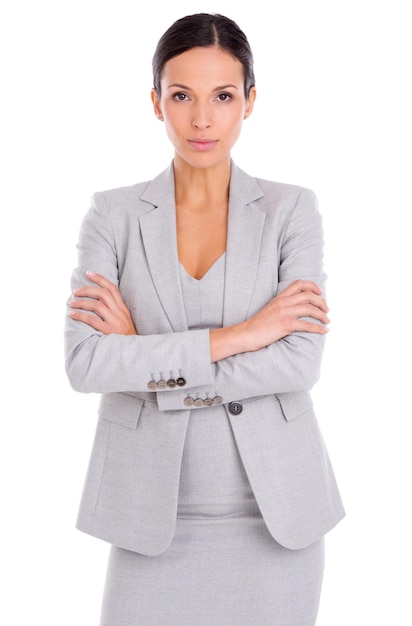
178, 151, 230, 170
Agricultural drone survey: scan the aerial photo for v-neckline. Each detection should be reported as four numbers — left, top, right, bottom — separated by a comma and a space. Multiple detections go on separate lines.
179, 252, 226, 282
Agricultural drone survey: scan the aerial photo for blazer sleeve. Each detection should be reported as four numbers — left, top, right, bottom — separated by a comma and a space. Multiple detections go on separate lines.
64, 193, 214, 394
157, 188, 327, 411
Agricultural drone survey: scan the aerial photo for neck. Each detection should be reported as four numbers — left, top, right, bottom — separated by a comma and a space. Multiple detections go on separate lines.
173, 157, 231, 209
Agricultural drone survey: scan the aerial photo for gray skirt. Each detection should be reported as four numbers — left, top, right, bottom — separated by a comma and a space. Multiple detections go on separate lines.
100, 406, 325, 626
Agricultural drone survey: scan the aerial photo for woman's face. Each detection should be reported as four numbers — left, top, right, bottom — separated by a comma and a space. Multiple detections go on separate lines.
151, 46, 256, 170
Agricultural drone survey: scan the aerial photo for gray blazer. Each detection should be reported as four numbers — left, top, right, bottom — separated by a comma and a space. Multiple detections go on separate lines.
65, 161, 345, 556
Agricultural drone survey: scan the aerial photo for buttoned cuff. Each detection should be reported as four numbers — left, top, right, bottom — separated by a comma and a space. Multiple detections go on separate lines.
153, 329, 214, 408
156, 386, 223, 411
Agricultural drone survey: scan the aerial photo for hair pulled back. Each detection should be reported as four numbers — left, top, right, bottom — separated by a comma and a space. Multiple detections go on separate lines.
152, 13, 255, 98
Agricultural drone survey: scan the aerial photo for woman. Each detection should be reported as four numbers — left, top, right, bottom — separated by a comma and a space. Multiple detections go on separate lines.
65, 13, 345, 625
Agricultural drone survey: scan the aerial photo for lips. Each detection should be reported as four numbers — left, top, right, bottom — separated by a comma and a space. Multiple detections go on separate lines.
187, 139, 218, 152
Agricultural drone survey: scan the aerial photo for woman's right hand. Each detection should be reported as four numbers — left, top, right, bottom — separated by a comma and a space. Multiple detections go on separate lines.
69, 271, 138, 336
210, 280, 329, 362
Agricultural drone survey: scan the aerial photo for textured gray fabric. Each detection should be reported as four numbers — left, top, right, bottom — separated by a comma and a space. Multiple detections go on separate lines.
67, 161, 345, 555
100, 259, 325, 625
100, 523, 325, 625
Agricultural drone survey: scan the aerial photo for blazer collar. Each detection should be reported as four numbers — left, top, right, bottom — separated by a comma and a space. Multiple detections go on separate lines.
139, 161, 266, 331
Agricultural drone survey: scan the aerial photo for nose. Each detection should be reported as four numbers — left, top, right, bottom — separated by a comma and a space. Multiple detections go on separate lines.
191, 104, 212, 129
192, 117, 211, 130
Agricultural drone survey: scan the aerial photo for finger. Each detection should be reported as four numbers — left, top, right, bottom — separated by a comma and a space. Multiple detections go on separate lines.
293, 304, 330, 324
272, 293, 329, 316
85, 270, 114, 287
293, 319, 329, 334
288, 292, 329, 313
69, 298, 116, 324
72, 285, 111, 299
281, 279, 324, 296
68, 309, 110, 333
72, 286, 118, 312
72, 281, 128, 315
85, 271, 126, 309
69, 305, 137, 335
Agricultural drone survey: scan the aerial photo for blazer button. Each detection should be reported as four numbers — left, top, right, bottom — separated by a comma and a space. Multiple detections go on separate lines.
228, 401, 243, 415
176, 377, 186, 387
212, 396, 223, 405
157, 379, 167, 390
194, 398, 204, 407
147, 380, 157, 390
167, 378, 177, 388
203, 398, 213, 407
183, 397, 194, 407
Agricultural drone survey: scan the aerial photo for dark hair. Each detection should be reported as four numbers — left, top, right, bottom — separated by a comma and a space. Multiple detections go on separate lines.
152, 13, 255, 98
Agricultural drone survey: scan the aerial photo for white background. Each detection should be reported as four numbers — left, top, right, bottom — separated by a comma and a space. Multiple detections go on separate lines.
1, 1, 411, 624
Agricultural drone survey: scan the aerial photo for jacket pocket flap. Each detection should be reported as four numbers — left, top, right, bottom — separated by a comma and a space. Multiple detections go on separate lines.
98, 393, 144, 429
275, 391, 313, 422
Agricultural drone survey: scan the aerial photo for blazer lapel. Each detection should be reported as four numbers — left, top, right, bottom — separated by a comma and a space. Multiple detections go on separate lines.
139, 166, 188, 332
223, 163, 266, 326
138, 162, 266, 331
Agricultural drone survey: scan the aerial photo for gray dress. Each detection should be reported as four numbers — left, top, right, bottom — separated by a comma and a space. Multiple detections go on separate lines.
100, 255, 325, 626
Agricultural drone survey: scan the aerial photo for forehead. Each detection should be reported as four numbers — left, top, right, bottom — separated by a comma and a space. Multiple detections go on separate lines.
161, 46, 244, 87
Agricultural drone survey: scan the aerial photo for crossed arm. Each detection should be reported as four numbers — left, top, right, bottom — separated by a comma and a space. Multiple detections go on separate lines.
69, 272, 329, 363
66, 184, 329, 399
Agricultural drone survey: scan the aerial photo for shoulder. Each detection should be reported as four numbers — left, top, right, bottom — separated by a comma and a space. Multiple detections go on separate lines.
90, 163, 174, 218
92, 180, 152, 215
254, 177, 319, 220
231, 162, 319, 218
255, 177, 315, 202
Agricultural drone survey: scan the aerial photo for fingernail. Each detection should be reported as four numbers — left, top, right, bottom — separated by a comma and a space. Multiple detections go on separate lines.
86, 270, 96, 277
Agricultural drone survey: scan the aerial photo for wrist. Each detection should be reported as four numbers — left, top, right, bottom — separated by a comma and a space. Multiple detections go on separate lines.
209, 322, 250, 362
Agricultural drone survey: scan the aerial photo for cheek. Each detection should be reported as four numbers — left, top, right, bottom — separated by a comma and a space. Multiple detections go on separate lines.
226, 117, 244, 142
163, 107, 185, 133
164, 123, 176, 145
222, 106, 245, 131
163, 119, 185, 150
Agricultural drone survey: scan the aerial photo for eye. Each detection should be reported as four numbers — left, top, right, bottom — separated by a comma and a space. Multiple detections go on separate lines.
216, 93, 232, 102
172, 92, 189, 101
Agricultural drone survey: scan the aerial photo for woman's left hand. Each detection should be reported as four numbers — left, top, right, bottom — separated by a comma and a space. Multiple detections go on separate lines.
69, 271, 137, 335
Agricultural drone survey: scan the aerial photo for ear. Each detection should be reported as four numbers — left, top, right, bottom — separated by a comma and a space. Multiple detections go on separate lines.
151, 88, 164, 121
244, 86, 256, 119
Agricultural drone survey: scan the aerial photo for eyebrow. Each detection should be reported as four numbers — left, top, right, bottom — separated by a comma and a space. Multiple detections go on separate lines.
167, 83, 239, 91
